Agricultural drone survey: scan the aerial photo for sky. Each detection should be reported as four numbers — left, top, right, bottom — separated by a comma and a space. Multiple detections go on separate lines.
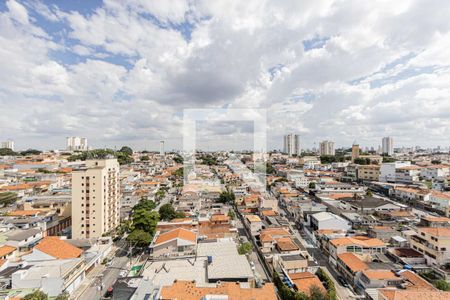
0, 0, 450, 151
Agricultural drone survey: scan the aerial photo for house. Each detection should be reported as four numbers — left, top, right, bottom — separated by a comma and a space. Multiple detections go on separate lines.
150, 228, 197, 258
420, 165, 450, 180
368, 226, 398, 242
410, 227, 450, 266
4, 228, 43, 252
309, 212, 351, 231
341, 196, 403, 213
159, 280, 277, 300
278, 254, 318, 274
336, 252, 368, 285
379, 161, 411, 182
22, 236, 83, 261
260, 227, 291, 253
357, 165, 381, 182
355, 270, 402, 291
428, 191, 450, 216
11, 258, 86, 297
0, 245, 17, 260
289, 271, 326, 297
378, 289, 450, 300
328, 236, 386, 261
419, 216, 450, 228
395, 166, 421, 184
245, 215, 263, 234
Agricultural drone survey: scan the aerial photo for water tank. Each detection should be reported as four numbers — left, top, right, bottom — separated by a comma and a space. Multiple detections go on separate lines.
207, 256, 213, 264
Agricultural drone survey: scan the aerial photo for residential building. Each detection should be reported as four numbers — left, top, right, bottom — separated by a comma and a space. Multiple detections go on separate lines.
283, 134, 301, 156
160, 140, 165, 156
71, 159, 120, 239
66, 136, 88, 151
395, 166, 421, 184
336, 252, 368, 285
351, 143, 360, 162
382, 137, 394, 156
328, 236, 386, 260
420, 165, 450, 180
357, 165, 381, 181
410, 227, 450, 266
150, 228, 197, 258
246, 214, 263, 234
356, 269, 402, 290
319, 140, 335, 156
0, 140, 14, 151
429, 191, 450, 216
309, 212, 351, 231
289, 272, 326, 297
159, 280, 277, 300
379, 161, 411, 182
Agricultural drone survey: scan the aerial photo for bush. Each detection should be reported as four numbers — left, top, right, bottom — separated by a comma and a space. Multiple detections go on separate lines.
316, 268, 337, 300
238, 242, 253, 255
434, 279, 450, 291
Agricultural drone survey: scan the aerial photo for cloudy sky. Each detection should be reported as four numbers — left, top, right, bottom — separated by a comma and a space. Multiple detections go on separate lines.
1, 0, 449, 151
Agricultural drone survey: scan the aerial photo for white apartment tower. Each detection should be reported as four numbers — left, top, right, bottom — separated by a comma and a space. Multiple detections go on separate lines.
283, 134, 301, 156
66, 136, 88, 151
382, 137, 394, 156
71, 159, 120, 239
1, 140, 14, 151
319, 140, 335, 156
160, 140, 165, 156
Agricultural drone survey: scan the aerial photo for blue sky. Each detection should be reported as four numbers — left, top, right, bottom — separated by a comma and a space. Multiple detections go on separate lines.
1, 0, 450, 151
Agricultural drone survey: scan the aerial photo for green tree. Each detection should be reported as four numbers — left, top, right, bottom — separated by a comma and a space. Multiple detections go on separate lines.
117, 152, 134, 165
155, 190, 166, 201
119, 146, 133, 156
158, 203, 182, 221
133, 197, 156, 211
434, 279, 450, 291
218, 191, 235, 204
132, 210, 159, 234
173, 155, 183, 164
23, 290, 48, 300
0, 148, 17, 156
310, 286, 328, 300
173, 167, 184, 178
227, 210, 236, 220
238, 242, 253, 255
126, 229, 153, 247
20, 149, 42, 156
366, 190, 373, 197
140, 155, 149, 161
55, 293, 69, 300
309, 182, 316, 189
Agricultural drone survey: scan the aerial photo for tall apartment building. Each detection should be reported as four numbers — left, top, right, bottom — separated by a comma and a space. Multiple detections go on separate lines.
283, 134, 300, 156
71, 159, 120, 239
66, 136, 88, 151
351, 143, 360, 162
381, 137, 394, 156
319, 140, 335, 156
160, 140, 165, 156
0, 140, 14, 151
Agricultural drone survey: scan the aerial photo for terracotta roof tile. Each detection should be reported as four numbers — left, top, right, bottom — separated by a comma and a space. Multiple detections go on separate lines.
0, 245, 16, 257
155, 228, 197, 245
337, 252, 368, 273
35, 237, 82, 259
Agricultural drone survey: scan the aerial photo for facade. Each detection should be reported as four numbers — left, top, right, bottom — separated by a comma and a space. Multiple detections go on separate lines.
381, 137, 394, 156
283, 134, 301, 156
1, 140, 14, 151
420, 165, 450, 180
71, 159, 120, 239
319, 140, 335, 156
410, 227, 450, 266
395, 166, 421, 184
150, 228, 197, 258
357, 165, 381, 181
379, 161, 411, 182
351, 143, 360, 162
66, 136, 88, 151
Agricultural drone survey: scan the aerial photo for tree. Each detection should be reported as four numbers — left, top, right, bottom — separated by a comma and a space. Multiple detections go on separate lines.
159, 203, 179, 221
227, 210, 236, 220
140, 155, 149, 161
0, 148, 17, 156
309, 286, 328, 300
119, 146, 133, 156
117, 152, 134, 165
238, 242, 253, 255
173, 167, 183, 178
173, 155, 183, 164
219, 191, 235, 204
309, 182, 316, 189
132, 210, 159, 233
366, 190, 373, 197
23, 291, 48, 300
20, 149, 42, 156
434, 279, 450, 291
126, 229, 153, 247
55, 293, 69, 300
133, 197, 156, 211
155, 190, 166, 201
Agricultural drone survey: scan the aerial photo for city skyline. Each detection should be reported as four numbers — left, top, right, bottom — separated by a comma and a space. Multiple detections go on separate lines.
1, 1, 450, 150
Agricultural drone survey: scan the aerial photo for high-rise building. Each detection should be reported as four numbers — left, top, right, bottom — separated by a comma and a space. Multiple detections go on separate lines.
71, 159, 120, 239
66, 136, 88, 151
283, 134, 301, 156
382, 137, 394, 156
160, 140, 165, 156
0, 140, 14, 151
319, 140, 335, 156
351, 143, 360, 162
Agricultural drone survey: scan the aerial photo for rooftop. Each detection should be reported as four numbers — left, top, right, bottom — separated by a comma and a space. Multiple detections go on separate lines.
154, 228, 197, 245
362, 270, 398, 280
419, 227, 450, 237
330, 236, 385, 247
34, 236, 83, 259
337, 252, 368, 273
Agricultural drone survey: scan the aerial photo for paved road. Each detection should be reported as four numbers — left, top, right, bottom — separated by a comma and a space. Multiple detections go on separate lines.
75, 243, 129, 300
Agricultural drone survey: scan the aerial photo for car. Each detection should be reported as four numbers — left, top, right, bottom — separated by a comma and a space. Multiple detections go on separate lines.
337, 276, 348, 287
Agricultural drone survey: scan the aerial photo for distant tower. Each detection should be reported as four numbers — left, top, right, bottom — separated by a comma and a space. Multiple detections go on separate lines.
160, 140, 165, 156
382, 137, 394, 156
351, 142, 360, 162
283, 134, 301, 156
